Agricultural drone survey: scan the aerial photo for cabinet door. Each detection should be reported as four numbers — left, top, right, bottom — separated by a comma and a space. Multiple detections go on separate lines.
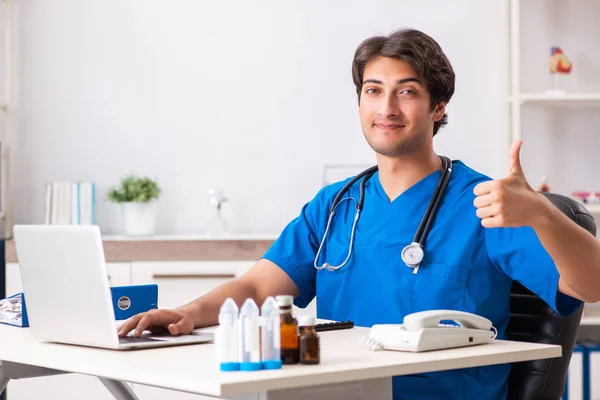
131, 261, 254, 309
133, 384, 237, 400
4, 262, 131, 400
133, 385, 259, 400
6, 375, 134, 400
5, 262, 131, 296
105, 263, 132, 287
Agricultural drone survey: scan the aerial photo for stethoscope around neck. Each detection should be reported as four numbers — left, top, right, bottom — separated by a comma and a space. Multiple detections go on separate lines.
313, 156, 452, 274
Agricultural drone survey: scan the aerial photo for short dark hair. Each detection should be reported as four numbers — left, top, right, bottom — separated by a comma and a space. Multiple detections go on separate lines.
352, 29, 455, 136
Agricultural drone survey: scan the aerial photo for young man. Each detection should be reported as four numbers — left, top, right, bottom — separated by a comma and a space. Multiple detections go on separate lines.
118, 29, 600, 399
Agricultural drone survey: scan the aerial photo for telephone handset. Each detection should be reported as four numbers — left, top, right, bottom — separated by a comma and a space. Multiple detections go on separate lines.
361, 310, 497, 353
403, 309, 493, 331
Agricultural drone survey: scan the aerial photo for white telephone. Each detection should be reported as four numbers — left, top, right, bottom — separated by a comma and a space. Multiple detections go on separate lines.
362, 310, 497, 352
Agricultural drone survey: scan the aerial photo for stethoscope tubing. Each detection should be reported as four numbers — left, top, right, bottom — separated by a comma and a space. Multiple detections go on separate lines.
314, 156, 452, 272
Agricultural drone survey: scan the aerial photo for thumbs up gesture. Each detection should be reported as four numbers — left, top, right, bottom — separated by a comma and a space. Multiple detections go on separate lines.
473, 140, 546, 228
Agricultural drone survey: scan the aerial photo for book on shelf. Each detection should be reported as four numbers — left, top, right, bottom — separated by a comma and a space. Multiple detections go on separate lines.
44, 181, 96, 225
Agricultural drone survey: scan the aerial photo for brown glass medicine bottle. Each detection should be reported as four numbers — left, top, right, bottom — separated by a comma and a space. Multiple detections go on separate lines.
298, 316, 320, 365
276, 295, 299, 364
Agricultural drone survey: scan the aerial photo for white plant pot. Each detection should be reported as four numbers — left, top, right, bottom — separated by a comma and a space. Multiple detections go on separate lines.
121, 201, 158, 236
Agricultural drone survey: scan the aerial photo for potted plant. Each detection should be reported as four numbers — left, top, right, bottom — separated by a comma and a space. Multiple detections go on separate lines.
107, 174, 161, 236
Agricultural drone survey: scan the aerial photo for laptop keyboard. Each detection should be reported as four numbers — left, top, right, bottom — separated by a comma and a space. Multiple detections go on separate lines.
119, 336, 166, 344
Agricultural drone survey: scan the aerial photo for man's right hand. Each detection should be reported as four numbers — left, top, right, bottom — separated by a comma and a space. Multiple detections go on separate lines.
117, 309, 195, 337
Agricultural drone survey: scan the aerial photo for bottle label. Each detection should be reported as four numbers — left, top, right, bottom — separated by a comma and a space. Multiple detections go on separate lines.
273, 320, 281, 349
280, 324, 299, 349
244, 319, 258, 351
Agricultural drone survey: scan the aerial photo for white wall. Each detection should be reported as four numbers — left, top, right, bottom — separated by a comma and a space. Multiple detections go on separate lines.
0, 0, 11, 228
1, 0, 551, 235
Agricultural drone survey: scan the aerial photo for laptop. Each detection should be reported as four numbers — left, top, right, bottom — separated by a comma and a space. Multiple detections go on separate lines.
13, 224, 214, 350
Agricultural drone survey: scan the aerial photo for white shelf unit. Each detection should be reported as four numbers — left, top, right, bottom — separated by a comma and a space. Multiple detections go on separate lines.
1, 0, 13, 238
508, 0, 600, 142
585, 204, 600, 215
508, 0, 600, 216
510, 93, 600, 105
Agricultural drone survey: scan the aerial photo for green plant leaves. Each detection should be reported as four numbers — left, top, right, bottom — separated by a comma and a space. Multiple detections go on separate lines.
107, 174, 161, 203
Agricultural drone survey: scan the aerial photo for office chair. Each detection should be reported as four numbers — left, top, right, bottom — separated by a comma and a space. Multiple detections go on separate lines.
506, 192, 596, 400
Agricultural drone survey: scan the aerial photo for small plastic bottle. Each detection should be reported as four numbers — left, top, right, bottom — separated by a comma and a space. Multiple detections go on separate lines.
239, 298, 262, 371
217, 298, 240, 371
298, 316, 320, 365
260, 296, 282, 370
276, 295, 299, 364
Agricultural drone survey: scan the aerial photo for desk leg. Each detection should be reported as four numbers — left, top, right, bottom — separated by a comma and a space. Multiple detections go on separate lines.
255, 377, 392, 400
98, 378, 139, 400
0, 365, 9, 394
0, 361, 68, 395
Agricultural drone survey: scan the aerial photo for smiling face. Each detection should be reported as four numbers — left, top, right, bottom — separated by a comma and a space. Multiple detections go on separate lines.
359, 56, 445, 158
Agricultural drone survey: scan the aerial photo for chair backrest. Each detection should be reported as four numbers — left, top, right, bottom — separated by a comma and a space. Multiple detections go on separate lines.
506, 192, 596, 400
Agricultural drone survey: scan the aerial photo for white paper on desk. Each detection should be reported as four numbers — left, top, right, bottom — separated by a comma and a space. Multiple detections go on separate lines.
0, 293, 24, 326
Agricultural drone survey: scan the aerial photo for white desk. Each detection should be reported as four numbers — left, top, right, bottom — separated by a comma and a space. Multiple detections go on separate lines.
0, 325, 561, 400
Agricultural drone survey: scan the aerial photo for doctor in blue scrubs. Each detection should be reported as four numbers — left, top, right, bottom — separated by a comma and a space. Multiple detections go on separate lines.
119, 28, 600, 400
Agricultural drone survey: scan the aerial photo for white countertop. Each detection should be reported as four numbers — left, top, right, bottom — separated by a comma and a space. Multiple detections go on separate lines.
101, 233, 279, 241
0, 324, 561, 397
5, 233, 279, 263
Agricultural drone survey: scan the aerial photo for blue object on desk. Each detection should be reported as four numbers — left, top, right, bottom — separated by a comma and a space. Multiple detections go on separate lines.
0, 284, 158, 328
1, 237, 5, 400
110, 284, 158, 321
0, 292, 29, 327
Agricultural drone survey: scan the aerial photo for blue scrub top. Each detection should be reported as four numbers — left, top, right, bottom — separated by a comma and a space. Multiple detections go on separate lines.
263, 160, 581, 400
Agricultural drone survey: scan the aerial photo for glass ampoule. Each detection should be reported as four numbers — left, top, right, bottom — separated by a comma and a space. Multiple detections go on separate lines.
298, 316, 320, 365
276, 295, 299, 364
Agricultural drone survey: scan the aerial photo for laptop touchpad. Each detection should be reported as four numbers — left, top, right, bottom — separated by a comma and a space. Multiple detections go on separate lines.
119, 336, 169, 343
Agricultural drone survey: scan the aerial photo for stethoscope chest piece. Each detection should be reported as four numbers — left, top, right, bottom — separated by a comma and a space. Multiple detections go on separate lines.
401, 242, 423, 272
